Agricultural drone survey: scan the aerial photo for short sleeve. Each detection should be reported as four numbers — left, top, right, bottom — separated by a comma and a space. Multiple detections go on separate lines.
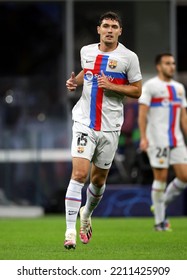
80, 47, 85, 69
127, 53, 142, 83
138, 82, 152, 106
181, 85, 187, 108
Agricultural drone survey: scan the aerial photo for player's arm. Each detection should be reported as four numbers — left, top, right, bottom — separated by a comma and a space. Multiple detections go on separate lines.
97, 71, 142, 99
138, 103, 149, 151
66, 70, 84, 91
180, 107, 187, 137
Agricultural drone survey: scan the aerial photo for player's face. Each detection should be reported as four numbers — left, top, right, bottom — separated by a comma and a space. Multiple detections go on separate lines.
97, 18, 122, 46
157, 56, 176, 80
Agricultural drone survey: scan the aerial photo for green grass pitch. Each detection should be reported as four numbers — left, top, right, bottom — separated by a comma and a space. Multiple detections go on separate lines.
0, 215, 187, 260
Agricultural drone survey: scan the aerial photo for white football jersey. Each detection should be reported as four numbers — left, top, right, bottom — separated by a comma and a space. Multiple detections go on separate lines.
139, 76, 187, 147
72, 43, 142, 131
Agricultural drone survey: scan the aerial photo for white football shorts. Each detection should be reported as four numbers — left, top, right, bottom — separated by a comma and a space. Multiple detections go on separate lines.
147, 145, 187, 168
71, 121, 120, 169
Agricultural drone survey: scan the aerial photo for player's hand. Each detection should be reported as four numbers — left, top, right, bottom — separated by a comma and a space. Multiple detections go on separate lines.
66, 72, 77, 91
97, 70, 112, 90
139, 138, 149, 152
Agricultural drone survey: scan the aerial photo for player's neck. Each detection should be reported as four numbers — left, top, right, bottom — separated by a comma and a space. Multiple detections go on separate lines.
98, 42, 118, 52
158, 74, 172, 83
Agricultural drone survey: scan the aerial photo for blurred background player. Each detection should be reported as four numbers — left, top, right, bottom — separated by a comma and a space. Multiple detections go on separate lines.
138, 53, 187, 231
64, 11, 142, 249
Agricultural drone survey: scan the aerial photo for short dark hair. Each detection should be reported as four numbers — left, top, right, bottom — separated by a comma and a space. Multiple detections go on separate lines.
98, 11, 122, 27
155, 53, 173, 65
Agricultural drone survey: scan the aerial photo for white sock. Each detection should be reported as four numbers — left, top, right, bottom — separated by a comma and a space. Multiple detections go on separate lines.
65, 179, 84, 231
151, 180, 166, 225
82, 183, 106, 219
165, 178, 187, 208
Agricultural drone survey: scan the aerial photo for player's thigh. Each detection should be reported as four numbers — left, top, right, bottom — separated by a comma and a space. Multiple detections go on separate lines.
173, 164, 187, 182
170, 146, 187, 181
93, 131, 120, 170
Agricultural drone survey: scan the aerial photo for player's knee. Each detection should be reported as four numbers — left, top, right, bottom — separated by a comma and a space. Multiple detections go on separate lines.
177, 174, 187, 184
72, 170, 88, 184
91, 176, 106, 188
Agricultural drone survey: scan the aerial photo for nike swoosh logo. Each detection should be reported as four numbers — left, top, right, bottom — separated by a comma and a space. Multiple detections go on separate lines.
86, 60, 94, 63
104, 162, 111, 166
68, 211, 77, 215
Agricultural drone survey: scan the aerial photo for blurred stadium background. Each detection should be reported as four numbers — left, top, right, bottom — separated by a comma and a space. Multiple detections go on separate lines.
0, 0, 186, 217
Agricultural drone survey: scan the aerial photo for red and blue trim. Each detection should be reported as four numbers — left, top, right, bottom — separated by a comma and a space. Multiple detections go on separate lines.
84, 54, 127, 131
88, 186, 104, 199
150, 85, 181, 147
65, 197, 81, 202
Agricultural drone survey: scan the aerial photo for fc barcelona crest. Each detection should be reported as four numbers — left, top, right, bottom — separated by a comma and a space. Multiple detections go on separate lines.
108, 60, 117, 69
